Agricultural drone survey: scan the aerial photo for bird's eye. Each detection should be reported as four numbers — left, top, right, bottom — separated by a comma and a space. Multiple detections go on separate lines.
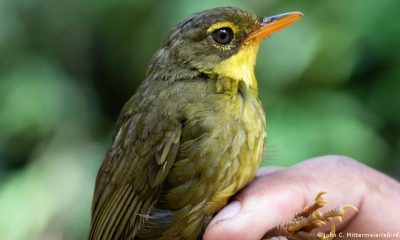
211, 27, 234, 45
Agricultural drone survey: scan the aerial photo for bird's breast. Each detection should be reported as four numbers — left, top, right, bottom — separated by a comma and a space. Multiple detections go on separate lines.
164, 91, 266, 214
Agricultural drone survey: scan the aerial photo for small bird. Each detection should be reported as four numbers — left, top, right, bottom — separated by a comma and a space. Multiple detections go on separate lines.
89, 7, 303, 240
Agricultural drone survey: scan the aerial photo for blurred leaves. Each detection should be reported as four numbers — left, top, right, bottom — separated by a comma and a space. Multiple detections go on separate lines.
262, 90, 388, 168
0, 0, 399, 239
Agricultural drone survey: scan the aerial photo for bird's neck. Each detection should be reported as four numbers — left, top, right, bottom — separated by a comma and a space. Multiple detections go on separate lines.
146, 49, 201, 81
146, 44, 260, 97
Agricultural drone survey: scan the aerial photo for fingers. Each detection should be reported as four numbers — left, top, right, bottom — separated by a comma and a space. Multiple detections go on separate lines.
204, 156, 364, 240
341, 161, 400, 232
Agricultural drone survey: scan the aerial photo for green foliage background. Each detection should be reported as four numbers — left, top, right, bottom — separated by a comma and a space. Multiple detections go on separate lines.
0, 0, 399, 239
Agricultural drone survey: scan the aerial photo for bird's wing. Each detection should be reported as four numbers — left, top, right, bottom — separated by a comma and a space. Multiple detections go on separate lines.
89, 96, 182, 240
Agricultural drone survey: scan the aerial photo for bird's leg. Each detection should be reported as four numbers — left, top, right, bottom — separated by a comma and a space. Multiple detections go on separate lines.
262, 192, 358, 240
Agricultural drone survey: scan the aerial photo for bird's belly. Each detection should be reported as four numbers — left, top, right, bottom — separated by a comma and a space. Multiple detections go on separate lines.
202, 96, 266, 214
157, 94, 266, 238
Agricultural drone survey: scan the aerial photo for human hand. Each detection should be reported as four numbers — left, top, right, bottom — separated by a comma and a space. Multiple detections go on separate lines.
204, 155, 400, 240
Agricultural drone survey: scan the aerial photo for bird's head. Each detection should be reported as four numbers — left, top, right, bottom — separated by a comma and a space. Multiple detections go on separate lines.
147, 7, 302, 90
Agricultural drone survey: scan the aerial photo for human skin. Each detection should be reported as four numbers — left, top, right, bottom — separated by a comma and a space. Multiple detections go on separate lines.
203, 155, 400, 240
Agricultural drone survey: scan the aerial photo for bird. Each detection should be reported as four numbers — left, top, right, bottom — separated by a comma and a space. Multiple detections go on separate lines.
89, 7, 303, 240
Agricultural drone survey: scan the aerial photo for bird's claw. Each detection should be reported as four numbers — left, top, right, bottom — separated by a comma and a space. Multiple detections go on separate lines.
263, 192, 358, 240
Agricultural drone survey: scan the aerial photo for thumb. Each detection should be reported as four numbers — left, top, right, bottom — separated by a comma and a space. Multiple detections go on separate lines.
203, 169, 305, 240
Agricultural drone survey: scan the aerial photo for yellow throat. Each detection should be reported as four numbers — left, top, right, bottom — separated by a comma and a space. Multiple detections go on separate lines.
213, 43, 260, 92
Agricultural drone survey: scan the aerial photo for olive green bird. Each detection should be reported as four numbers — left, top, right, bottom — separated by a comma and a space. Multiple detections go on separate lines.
89, 7, 302, 240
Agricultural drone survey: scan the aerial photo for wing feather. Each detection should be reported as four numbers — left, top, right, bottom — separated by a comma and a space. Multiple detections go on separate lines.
89, 95, 182, 240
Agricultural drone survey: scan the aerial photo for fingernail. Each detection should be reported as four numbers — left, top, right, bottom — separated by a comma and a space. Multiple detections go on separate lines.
210, 201, 241, 224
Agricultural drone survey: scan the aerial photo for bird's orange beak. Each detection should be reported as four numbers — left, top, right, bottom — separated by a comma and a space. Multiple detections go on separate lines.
245, 12, 303, 43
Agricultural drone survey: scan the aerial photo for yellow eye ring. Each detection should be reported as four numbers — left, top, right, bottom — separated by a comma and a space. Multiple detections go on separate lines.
206, 21, 238, 34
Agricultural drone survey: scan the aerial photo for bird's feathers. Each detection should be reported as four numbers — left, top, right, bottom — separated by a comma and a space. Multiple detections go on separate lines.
89, 95, 182, 239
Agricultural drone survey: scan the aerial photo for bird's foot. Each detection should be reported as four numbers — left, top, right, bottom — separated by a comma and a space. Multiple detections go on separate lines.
262, 192, 358, 240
